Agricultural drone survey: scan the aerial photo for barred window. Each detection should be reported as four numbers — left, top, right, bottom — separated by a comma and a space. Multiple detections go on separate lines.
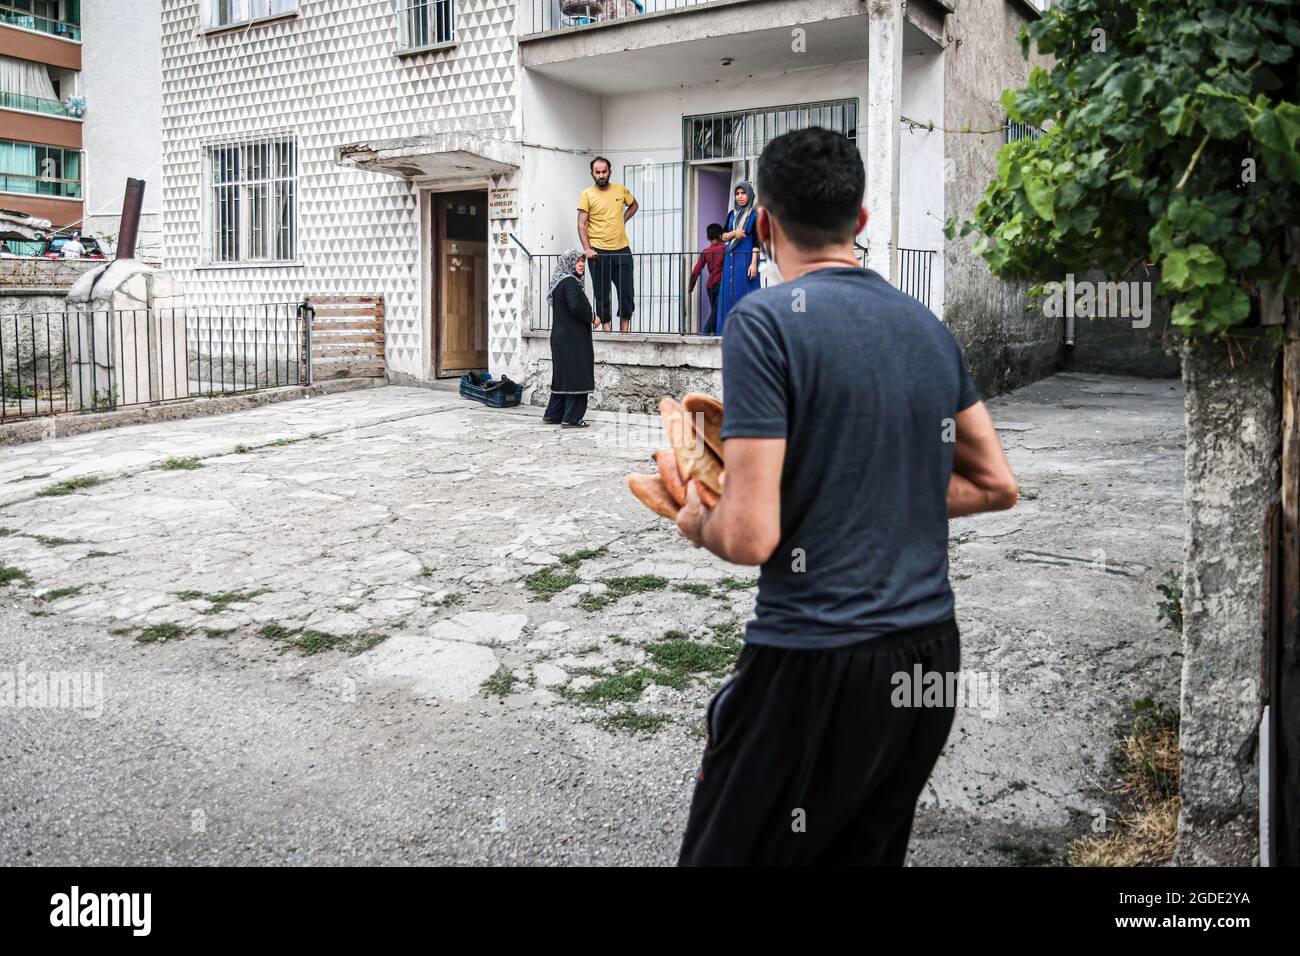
684, 100, 858, 164
209, 0, 296, 29
205, 136, 297, 264
1004, 118, 1044, 144
396, 0, 455, 50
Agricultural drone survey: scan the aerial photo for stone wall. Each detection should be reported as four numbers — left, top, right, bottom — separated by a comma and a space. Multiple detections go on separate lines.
1177, 336, 1280, 865
0, 291, 70, 404
520, 332, 722, 412
943, 0, 1064, 396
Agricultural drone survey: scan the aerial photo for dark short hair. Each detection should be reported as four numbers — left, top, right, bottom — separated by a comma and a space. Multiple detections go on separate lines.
756, 127, 865, 249
590, 156, 611, 173
706, 223, 723, 240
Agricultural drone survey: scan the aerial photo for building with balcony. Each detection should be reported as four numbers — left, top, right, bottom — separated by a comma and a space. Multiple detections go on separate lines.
0, 1, 163, 258
0, 0, 84, 243
159, 0, 1058, 404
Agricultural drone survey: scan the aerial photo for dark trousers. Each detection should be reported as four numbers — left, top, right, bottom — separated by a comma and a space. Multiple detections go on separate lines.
543, 392, 588, 425
590, 246, 635, 324
702, 284, 720, 335
678, 618, 960, 866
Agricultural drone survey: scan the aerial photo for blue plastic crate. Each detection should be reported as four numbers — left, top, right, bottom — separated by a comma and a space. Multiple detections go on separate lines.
459, 372, 522, 408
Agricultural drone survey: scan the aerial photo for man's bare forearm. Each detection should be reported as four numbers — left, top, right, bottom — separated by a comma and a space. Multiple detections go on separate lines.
948, 471, 1016, 517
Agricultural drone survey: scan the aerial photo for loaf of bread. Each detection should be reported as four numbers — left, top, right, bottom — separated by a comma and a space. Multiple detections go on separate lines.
628, 473, 680, 520
660, 397, 724, 496
682, 393, 724, 460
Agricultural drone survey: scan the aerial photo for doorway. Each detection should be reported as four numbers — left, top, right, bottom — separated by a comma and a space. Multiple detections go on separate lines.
690, 164, 735, 333
432, 190, 488, 377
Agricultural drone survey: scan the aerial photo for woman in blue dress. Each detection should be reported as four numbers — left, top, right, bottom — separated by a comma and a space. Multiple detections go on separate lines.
716, 182, 762, 336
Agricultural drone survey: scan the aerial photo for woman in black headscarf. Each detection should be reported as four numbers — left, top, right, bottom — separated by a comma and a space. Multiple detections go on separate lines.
543, 248, 595, 428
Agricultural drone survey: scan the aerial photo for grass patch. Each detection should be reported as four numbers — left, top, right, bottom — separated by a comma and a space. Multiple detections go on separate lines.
524, 565, 580, 601
84, 550, 116, 559
442, 592, 467, 608
0, 563, 29, 585
177, 588, 270, 614
580, 574, 669, 612
645, 631, 738, 679
233, 444, 251, 454
1067, 698, 1180, 867
7, 473, 52, 484
716, 576, 758, 591
259, 622, 290, 639
482, 665, 519, 699
159, 457, 203, 471
557, 545, 609, 567
32, 535, 84, 548
286, 630, 345, 655
674, 583, 714, 599
566, 666, 660, 705
37, 475, 100, 497
137, 622, 184, 644
993, 841, 1056, 867
598, 708, 671, 736
38, 586, 82, 602
203, 627, 234, 638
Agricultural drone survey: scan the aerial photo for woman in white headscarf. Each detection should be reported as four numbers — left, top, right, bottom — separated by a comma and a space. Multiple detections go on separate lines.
544, 248, 595, 427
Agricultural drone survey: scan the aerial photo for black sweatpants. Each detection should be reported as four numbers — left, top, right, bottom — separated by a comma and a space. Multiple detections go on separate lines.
543, 392, 588, 425
678, 618, 960, 866
590, 246, 635, 323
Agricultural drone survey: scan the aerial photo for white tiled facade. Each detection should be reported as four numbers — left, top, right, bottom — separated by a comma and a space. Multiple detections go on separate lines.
160, 0, 523, 378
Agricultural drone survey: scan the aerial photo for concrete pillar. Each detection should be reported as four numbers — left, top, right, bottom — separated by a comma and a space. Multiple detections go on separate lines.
65, 260, 187, 410
1177, 338, 1280, 865
865, 0, 903, 280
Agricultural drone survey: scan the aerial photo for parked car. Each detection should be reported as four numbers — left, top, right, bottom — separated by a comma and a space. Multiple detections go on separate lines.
38, 234, 106, 260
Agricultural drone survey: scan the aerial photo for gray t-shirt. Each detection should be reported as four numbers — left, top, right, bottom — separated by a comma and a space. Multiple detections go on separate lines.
721, 267, 981, 649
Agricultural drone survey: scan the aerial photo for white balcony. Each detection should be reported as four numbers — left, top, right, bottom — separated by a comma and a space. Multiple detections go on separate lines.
519, 0, 869, 95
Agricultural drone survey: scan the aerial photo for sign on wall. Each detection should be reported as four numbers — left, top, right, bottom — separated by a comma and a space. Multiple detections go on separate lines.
488, 189, 518, 220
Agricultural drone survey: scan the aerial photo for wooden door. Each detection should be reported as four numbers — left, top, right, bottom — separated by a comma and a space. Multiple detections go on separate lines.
435, 191, 488, 376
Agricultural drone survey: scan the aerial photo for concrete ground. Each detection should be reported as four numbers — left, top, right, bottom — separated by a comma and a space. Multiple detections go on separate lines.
0, 374, 1186, 865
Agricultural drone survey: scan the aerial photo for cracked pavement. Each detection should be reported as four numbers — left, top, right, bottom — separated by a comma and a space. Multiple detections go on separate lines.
0, 373, 1185, 865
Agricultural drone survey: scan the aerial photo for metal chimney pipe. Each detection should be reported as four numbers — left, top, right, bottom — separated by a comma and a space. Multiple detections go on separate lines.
116, 178, 146, 260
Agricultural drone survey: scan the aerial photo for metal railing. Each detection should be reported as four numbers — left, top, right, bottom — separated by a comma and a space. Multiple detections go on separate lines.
0, 90, 72, 117
898, 248, 936, 309
0, 303, 307, 422
526, 0, 726, 36
526, 244, 933, 334
0, 171, 82, 199
0, 6, 81, 40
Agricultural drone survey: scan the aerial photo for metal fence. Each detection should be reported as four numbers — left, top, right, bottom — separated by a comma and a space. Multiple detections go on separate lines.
0, 303, 307, 422
526, 0, 715, 35
898, 248, 937, 309
528, 245, 868, 335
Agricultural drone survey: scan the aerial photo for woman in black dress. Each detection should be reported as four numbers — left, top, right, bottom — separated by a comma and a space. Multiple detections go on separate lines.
543, 248, 595, 427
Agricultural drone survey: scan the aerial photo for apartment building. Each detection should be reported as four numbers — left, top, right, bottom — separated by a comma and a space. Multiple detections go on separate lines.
0, 0, 84, 241
1, 1, 164, 257
160, 0, 1057, 404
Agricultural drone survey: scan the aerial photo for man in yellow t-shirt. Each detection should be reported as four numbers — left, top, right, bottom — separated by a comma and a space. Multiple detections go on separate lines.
578, 157, 639, 332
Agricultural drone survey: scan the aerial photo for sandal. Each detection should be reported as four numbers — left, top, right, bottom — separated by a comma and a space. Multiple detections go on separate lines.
561, 420, 590, 429
542, 419, 562, 425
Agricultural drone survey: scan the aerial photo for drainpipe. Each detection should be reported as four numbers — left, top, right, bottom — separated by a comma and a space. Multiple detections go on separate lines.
116, 178, 145, 260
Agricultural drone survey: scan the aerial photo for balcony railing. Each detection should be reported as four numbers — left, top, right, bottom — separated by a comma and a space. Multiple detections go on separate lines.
528, 246, 864, 336
527, 0, 720, 36
0, 6, 81, 40
0, 171, 81, 199
527, 245, 936, 335
0, 90, 72, 117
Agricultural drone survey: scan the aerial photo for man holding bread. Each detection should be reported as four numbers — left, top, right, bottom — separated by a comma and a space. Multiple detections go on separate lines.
672, 127, 1019, 866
